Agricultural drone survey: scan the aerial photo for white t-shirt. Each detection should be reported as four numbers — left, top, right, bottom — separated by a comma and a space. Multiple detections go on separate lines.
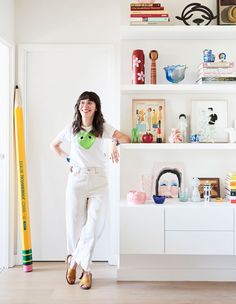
56, 122, 116, 168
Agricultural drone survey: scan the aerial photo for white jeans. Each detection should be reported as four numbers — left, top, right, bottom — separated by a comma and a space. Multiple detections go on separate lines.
65, 167, 108, 272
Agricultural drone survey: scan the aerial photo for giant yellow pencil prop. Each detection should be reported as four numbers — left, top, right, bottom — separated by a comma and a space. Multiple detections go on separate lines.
14, 85, 33, 272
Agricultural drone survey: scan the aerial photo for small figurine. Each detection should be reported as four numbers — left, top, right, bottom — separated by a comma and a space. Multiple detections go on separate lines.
131, 128, 139, 143
149, 50, 158, 84
168, 128, 183, 143
178, 114, 188, 143
191, 176, 201, 202
218, 52, 226, 62
190, 134, 201, 143
203, 180, 211, 203
203, 49, 215, 62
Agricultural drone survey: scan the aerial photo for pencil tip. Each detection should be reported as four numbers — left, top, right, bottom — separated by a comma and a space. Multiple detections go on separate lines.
15, 85, 18, 89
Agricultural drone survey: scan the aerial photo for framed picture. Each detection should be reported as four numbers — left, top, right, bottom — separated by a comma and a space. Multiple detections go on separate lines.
198, 178, 220, 198
153, 162, 184, 198
217, 0, 236, 25
132, 99, 165, 143
191, 100, 228, 142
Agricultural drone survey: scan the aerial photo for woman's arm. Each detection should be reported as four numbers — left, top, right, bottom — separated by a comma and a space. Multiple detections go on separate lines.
50, 137, 69, 159
112, 130, 131, 144
110, 130, 131, 163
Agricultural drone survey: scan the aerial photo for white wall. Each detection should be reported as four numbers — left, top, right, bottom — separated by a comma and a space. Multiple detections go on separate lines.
0, 0, 14, 42
15, 0, 120, 43
14, 1, 121, 264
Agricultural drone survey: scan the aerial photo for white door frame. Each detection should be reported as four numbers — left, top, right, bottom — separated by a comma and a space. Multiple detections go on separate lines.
0, 36, 15, 269
17, 44, 118, 264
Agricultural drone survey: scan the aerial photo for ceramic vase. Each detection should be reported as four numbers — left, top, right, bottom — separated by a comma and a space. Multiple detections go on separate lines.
132, 49, 145, 84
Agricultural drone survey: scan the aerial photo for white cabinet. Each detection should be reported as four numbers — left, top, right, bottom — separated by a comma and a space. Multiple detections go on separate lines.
165, 231, 234, 255
165, 206, 233, 231
165, 206, 234, 255
120, 204, 164, 254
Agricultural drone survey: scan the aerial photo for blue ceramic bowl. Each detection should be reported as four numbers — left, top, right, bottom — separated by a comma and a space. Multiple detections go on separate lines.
153, 195, 166, 204
163, 65, 187, 84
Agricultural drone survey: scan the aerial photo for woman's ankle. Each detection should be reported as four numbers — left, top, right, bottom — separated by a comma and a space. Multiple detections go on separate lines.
69, 256, 77, 269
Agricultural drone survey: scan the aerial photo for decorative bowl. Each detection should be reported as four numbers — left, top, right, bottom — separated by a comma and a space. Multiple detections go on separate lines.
127, 190, 146, 205
163, 65, 187, 83
153, 195, 166, 204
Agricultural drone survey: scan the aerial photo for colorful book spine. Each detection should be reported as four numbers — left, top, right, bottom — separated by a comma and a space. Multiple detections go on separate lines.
197, 76, 236, 84
198, 72, 236, 78
198, 68, 234, 75
130, 3, 162, 7
130, 13, 169, 17
130, 10, 168, 14
130, 18, 170, 24
131, 6, 164, 11
199, 61, 234, 68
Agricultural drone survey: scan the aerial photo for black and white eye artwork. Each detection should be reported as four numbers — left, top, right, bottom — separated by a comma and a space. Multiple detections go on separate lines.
176, 3, 217, 26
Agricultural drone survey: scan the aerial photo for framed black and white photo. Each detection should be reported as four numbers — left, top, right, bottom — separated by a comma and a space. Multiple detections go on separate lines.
191, 100, 228, 142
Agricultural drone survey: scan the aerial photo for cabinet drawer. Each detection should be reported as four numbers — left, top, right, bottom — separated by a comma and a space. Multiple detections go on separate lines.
120, 206, 164, 254
165, 207, 233, 231
165, 231, 234, 255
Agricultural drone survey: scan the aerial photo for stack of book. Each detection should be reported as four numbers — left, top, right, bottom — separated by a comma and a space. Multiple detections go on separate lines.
197, 61, 236, 84
130, 2, 170, 25
225, 172, 236, 203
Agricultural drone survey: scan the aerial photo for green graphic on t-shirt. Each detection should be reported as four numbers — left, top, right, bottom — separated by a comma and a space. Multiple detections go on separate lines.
77, 131, 96, 149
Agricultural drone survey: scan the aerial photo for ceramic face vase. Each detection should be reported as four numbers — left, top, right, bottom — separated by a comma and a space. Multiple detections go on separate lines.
132, 49, 145, 84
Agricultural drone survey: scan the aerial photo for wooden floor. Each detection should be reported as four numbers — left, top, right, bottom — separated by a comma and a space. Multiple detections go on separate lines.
1, 262, 236, 304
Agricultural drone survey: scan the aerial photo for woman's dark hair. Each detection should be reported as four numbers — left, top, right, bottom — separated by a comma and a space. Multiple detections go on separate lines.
156, 168, 182, 196
72, 91, 105, 137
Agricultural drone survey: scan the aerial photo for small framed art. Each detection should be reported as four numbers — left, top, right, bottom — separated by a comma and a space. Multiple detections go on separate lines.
217, 0, 236, 25
132, 99, 165, 143
191, 99, 228, 142
198, 177, 220, 198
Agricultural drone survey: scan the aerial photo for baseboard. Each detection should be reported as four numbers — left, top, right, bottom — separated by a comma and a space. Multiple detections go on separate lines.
117, 267, 236, 281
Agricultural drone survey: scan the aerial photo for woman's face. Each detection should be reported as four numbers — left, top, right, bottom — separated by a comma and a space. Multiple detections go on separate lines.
158, 172, 179, 198
79, 99, 97, 120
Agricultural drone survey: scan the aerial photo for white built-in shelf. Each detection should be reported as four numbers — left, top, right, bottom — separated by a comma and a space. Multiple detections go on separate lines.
120, 199, 232, 207
120, 25, 236, 40
120, 143, 236, 150
121, 84, 236, 94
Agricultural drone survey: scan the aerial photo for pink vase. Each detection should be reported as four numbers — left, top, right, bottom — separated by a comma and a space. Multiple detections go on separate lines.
132, 49, 145, 84
127, 190, 146, 205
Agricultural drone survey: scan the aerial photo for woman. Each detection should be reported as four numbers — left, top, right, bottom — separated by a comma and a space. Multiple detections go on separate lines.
50, 91, 130, 289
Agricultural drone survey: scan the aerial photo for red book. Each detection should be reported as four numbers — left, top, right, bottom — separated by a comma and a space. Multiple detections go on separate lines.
130, 6, 164, 11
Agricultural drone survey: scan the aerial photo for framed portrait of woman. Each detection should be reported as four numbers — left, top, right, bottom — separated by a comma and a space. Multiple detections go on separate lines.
153, 162, 184, 198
